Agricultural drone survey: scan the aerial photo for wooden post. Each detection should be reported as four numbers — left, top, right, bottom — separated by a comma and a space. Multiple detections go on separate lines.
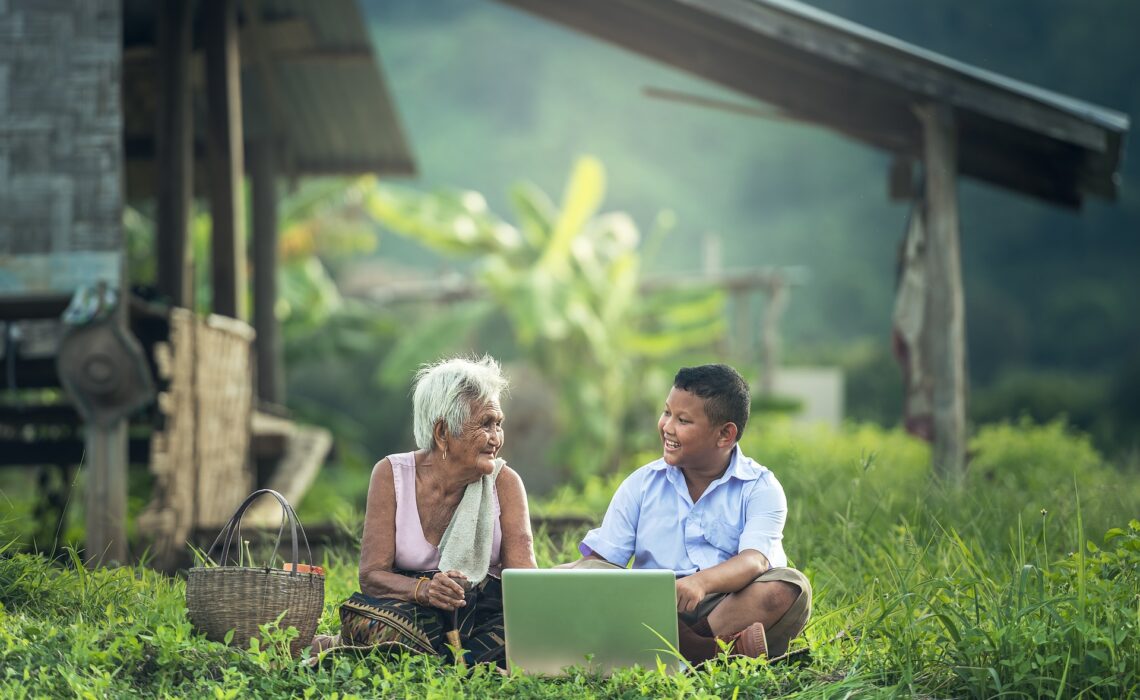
85, 418, 129, 566
155, 0, 194, 308
204, 0, 247, 320
917, 104, 967, 480
250, 143, 283, 405
759, 278, 788, 396
732, 289, 752, 365
85, 270, 130, 567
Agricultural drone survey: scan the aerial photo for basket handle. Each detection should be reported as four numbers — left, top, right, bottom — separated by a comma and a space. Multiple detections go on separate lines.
204, 488, 314, 574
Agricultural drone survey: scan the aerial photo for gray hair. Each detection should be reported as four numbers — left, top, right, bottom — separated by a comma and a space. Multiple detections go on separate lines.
412, 355, 509, 451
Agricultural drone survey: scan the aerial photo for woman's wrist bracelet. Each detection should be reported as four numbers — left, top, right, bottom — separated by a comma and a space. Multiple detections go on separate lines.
413, 576, 430, 604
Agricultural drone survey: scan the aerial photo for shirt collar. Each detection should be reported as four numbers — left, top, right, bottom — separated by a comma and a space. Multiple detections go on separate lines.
649, 444, 764, 482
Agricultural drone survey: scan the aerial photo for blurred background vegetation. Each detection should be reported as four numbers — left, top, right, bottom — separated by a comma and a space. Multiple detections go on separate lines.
238, 0, 1140, 500
159, 0, 1140, 517
352, 0, 1139, 462
8, 0, 1137, 543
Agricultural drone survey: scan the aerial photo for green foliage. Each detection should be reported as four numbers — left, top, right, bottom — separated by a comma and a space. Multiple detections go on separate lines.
971, 370, 1135, 459
535, 418, 1140, 697
368, 0, 1140, 456
357, 157, 727, 479
123, 203, 219, 314
2, 420, 1138, 697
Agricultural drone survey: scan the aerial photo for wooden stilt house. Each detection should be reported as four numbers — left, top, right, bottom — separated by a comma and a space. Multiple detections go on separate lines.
0, 0, 414, 568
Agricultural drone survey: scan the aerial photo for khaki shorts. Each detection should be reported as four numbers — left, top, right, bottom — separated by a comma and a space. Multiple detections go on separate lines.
568, 559, 812, 658
680, 566, 812, 657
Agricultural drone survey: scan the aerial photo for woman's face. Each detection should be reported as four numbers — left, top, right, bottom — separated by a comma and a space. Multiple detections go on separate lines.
446, 398, 505, 476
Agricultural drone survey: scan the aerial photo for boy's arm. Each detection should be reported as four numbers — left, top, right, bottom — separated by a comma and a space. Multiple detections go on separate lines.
676, 476, 788, 611
558, 469, 644, 567
553, 552, 609, 569
675, 549, 769, 612
738, 477, 789, 567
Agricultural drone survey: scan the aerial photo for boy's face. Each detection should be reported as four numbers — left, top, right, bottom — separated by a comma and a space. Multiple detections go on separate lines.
657, 387, 731, 469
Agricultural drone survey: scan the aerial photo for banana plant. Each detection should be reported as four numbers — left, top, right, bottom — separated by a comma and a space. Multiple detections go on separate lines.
357, 156, 727, 480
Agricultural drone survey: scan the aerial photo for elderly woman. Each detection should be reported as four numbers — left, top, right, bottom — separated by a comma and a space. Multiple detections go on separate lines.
320, 356, 536, 667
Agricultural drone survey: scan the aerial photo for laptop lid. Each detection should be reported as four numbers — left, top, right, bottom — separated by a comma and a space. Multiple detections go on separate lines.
502, 568, 683, 675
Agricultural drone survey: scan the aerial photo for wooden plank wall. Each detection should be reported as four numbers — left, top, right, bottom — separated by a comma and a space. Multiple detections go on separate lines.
139, 309, 255, 570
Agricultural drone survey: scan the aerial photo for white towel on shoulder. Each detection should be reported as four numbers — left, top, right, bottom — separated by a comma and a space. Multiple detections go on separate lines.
437, 458, 504, 585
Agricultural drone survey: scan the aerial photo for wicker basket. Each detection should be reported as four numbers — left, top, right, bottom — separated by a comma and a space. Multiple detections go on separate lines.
186, 489, 325, 657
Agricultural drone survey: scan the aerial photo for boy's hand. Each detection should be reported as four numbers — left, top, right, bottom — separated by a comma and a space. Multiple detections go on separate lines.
675, 574, 708, 613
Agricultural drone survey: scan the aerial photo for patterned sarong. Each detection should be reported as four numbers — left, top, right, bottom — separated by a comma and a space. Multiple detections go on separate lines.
339, 570, 506, 666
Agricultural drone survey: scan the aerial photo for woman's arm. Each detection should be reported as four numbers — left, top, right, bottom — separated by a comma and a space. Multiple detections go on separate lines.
496, 465, 537, 569
358, 459, 422, 601
358, 458, 467, 610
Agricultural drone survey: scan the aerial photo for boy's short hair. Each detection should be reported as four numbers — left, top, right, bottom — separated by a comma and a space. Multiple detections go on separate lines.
673, 364, 750, 441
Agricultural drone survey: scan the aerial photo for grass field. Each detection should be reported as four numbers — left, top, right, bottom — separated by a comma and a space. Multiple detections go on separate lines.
1, 419, 1138, 698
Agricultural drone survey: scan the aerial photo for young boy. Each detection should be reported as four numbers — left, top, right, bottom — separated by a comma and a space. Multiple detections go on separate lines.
562, 364, 811, 662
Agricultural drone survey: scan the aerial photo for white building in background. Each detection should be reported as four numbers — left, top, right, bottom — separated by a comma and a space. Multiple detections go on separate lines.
772, 366, 845, 429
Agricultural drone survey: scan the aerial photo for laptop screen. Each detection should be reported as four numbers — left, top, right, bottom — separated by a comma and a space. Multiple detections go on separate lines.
502, 568, 683, 675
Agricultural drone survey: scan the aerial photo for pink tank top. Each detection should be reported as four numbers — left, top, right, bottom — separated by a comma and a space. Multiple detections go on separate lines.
389, 452, 503, 577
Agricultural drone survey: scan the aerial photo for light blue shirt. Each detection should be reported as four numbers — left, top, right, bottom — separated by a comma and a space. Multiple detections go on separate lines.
580, 446, 788, 576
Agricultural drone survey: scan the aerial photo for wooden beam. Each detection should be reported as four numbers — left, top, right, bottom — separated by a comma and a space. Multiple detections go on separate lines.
917, 103, 967, 480
155, 0, 195, 308
0, 358, 58, 390
0, 438, 152, 467
0, 295, 71, 320
126, 135, 416, 178
204, 0, 247, 320
289, 158, 417, 176
250, 143, 283, 404
0, 404, 82, 425
271, 48, 374, 64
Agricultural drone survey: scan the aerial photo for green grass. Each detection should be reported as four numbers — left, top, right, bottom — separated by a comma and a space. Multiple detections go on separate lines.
1, 419, 1138, 697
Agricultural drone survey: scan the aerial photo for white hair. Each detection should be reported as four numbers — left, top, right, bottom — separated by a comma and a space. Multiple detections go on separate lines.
412, 355, 509, 451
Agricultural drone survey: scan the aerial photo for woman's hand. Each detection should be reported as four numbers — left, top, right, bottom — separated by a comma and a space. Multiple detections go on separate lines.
676, 574, 709, 614
423, 570, 468, 611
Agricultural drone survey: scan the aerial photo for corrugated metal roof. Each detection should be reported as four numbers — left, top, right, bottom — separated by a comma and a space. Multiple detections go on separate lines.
122, 0, 415, 184
498, 0, 1128, 206
240, 0, 415, 177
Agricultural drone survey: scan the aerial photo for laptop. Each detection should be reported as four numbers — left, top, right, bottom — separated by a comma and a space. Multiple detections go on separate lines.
502, 568, 683, 675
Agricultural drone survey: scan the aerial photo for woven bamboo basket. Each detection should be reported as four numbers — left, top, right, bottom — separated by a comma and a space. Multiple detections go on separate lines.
186, 489, 325, 657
